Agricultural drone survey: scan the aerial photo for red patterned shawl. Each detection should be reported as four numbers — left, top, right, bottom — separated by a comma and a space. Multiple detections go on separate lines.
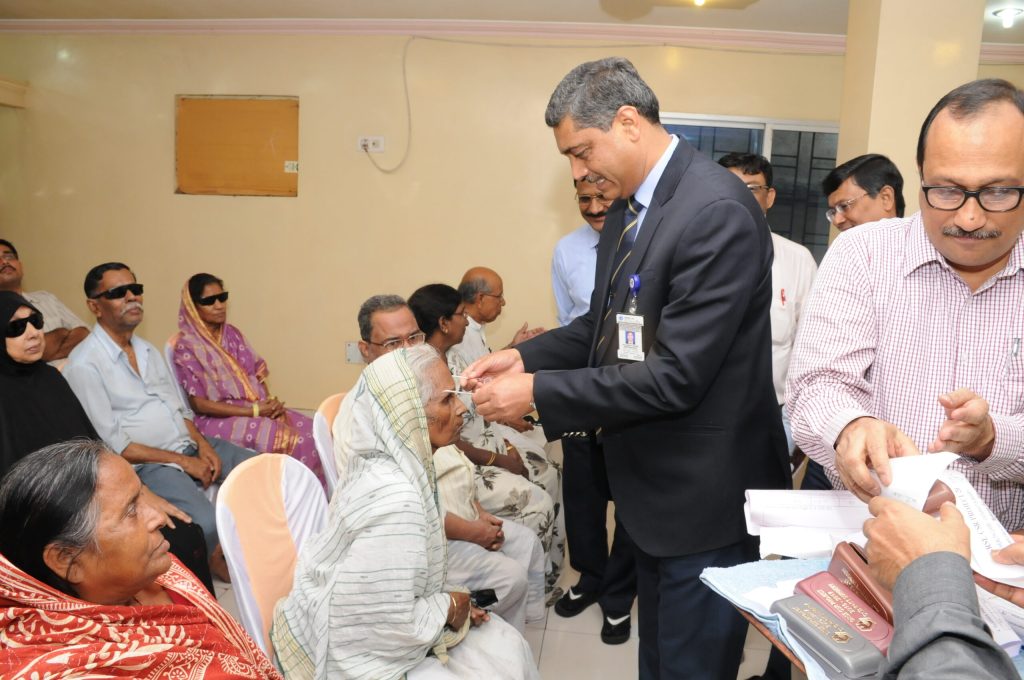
0, 554, 281, 679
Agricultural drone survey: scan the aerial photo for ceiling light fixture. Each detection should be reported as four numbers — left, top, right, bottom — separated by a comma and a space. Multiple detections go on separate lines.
694, 0, 706, 6
994, 7, 1024, 28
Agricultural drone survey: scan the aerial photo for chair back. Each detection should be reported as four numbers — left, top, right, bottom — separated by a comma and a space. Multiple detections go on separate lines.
313, 392, 345, 497
215, 453, 328, 654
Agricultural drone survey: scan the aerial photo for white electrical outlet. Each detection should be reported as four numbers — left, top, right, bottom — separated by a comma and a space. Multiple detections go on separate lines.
345, 342, 365, 364
357, 136, 385, 153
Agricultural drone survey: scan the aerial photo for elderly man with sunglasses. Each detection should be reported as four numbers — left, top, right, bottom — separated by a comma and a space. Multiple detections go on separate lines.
788, 79, 1024, 536
63, 262, 256, 582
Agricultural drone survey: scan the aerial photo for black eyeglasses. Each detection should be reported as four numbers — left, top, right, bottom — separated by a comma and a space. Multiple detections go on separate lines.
197, 291, 230, 306
90, 283, 144, 300
367, 331, 426, 352
6, 311, 43, 338
922, 185, 1024, 213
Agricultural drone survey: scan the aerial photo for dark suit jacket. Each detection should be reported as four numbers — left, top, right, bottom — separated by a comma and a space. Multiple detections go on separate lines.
520, 138, 790, 558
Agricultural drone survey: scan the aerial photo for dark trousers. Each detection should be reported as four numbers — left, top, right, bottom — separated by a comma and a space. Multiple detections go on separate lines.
800, 459, 833, 491
562, 436, 636, 613
634, 538, 753, 680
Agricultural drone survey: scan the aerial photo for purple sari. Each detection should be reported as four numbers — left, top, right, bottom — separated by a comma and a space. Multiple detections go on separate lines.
171, 286, 325, 488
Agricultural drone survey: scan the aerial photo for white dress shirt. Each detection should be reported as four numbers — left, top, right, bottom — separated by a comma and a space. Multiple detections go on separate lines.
770, 232, 817, 405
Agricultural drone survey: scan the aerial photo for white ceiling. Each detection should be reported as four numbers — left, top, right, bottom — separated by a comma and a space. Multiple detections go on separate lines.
0, 0, 1021, 44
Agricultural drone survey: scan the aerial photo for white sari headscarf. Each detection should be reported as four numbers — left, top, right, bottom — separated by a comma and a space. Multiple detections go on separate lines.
272, 349, 450, 679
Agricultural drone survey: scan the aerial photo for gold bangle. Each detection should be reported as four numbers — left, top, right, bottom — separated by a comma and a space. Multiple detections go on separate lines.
252, 403, 259, 418
448, 592, 458, 622
486, 452, 497, 466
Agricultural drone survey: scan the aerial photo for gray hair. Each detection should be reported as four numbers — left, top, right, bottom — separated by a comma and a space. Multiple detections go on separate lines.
0, 439, 104, 594
357, 294, 408, 342
404, 343, 448, 406
544, 57, 661, 131
457, 277, 490, 304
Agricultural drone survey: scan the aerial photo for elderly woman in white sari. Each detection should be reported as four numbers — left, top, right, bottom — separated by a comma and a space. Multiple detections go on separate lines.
271, 346, 539, 680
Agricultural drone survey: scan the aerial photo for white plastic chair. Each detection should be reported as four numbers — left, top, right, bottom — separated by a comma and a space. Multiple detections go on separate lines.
312, 392, 345, 497
215, 453, 328, 654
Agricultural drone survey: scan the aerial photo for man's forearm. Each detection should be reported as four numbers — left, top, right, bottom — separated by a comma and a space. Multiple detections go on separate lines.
121, 442, 189, 466
41, 328, 70, 361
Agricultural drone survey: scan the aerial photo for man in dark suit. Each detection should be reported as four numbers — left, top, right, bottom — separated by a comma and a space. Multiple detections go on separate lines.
464, 57, 790, 679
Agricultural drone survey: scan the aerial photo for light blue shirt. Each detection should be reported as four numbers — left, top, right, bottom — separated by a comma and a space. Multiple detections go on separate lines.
63, 325, 195, 455
633, 134, 680, 233
552, 223, 601, 326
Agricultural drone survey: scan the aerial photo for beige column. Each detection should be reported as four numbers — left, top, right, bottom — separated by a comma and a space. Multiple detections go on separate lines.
834, 0, 986, 228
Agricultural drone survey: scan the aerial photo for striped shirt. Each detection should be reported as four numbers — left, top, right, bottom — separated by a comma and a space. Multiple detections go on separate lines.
787, 213, 1024, 530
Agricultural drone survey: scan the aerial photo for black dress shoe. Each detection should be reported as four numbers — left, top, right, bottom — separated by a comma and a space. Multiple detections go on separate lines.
601, 611, 631, 645
554, 585, 598, 618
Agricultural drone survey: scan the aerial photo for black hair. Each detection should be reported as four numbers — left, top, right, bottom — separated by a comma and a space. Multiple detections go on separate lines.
717, 152, 773, 187
83, 262, 131, 298
187, 273, 224, 304
822, 154, 906, 218
0, 239, 17, 259
0, 440, 104, 596
408, 284, 461, 338
917, 78, 1024, 169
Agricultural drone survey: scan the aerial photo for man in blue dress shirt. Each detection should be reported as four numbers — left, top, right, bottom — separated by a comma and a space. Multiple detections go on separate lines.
550, 178, 637, 645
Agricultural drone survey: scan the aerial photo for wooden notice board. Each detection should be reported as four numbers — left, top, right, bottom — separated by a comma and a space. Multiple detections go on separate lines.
176, 95, 299, 197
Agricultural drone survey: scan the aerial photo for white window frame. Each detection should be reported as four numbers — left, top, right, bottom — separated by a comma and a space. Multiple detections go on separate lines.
659, 112, 838, 158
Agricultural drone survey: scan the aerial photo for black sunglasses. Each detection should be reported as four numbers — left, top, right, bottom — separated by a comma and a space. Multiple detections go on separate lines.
197, 291, 230, 306
90, 283, 144, 300
6, 311, 43, 338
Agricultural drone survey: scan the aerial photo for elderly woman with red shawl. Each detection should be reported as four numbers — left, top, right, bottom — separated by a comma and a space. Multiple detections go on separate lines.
171, 273, 324, 487
0, 439, 280, 678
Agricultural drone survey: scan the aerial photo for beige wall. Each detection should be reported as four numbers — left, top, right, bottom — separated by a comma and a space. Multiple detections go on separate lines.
0, 33, 842, 407
979, 63, 1024, 85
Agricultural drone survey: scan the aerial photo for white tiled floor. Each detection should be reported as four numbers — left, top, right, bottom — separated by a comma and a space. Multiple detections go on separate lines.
214, 562, 805, 679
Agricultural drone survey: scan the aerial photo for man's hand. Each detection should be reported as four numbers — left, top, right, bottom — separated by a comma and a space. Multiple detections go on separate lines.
178, 454, 215, 488
141, 485, 192, 529
835, 416, 919, 501
472, 513, 505, 551
461, 349, 525, 389
976, 536, 1024, 606
473, 373, 535, 424
863, 497, 970, 591
506, 322, 546, 348
928, 389, 995, 460
500, 443, 530, 479
195, 439, 223, 483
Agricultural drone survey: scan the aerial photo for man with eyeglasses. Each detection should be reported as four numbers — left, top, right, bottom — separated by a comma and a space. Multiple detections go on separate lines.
451, 267, 545, 368
549, 178, 638, 644
552, 179, 608, 328
718, 154, 817, 462
788, 79, 1024, 538
62, 262, 256, 582
822, 153, 905, 231
355, 293, 426, 364
0, 238, 89, 365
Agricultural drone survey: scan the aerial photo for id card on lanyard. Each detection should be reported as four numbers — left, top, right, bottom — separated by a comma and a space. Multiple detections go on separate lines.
617, 274, 644, 361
